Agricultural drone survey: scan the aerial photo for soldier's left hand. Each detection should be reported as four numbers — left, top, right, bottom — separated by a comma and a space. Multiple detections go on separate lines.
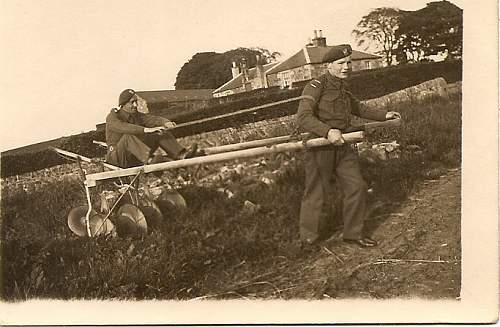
386, 111, 401, 120
164, 121, 177, 129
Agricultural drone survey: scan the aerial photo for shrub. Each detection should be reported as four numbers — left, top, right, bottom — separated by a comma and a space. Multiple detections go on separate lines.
1, 60, 461, 177
170, 60, 461, 137
1, 94, 461, 300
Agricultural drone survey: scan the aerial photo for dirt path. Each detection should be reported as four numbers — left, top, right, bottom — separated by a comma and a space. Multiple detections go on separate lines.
280, 167, 461, 299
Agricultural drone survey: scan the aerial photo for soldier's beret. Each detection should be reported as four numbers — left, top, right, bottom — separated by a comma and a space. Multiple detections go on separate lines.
118, 89, 136, 106
323, 44, 352, 63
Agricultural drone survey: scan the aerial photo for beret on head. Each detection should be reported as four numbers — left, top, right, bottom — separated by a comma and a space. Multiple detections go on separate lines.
323, 44, 352, 63
118, 89, 136, 106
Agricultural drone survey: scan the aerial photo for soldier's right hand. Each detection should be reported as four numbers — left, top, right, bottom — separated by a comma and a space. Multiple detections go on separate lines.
327, 129, 345, 146
144, 126, 166, 134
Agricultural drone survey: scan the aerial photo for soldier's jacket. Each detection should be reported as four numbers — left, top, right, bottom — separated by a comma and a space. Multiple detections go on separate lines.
296, 73, 387, 137
105, 108, 171, 147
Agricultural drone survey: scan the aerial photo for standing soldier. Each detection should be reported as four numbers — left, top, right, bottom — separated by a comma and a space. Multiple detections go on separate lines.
105, 88, 201, 168
296, 44, 400, 248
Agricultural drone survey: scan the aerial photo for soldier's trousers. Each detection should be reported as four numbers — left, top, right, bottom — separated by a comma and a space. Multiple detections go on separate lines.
106, 132, 185, 168
299, 144, 368, 242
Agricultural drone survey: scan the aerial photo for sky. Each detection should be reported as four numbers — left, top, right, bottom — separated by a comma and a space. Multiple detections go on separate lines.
0, 0, 465, 151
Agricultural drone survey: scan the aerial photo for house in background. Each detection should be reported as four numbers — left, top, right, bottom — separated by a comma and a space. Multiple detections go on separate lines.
212, 58, 279, 98
213, 30, 383, 97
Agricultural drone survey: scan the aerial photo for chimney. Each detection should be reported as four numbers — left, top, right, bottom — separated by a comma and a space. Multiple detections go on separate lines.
231, 61, 240, 78
240, 58, 249, 83
255, 54, 268, 88
312, 29, 327, 47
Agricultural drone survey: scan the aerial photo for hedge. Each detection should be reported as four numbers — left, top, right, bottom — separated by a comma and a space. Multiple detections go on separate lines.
1, 60, 461, 177
170, 59, 461, 137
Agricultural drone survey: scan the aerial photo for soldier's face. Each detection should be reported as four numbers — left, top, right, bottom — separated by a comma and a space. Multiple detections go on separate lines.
122, 95, 138, 113
327, 55, 352, 79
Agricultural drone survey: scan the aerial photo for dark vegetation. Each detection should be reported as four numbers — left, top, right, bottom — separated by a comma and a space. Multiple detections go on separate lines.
396, 1, 463, 62
0, 60, 461, 178
353, 1, 462, 65
1, 94, 461, 300
175, 47, 281, 90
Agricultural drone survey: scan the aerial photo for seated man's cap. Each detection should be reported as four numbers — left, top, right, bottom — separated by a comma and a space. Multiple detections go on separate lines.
323, 44, 352, 63
119, 89, 136, 106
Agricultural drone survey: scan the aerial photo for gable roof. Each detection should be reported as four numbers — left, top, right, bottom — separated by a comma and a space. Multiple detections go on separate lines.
266, 46, 382, 74
213, 62, 279, 94
136, 89, 214, 103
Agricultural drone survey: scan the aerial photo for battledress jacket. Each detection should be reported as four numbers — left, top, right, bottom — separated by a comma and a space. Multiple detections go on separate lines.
296, 73, 387, 137
105, 108, 171, 147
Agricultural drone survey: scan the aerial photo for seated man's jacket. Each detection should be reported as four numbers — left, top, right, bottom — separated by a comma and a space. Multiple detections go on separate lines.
105, 108, 170, 147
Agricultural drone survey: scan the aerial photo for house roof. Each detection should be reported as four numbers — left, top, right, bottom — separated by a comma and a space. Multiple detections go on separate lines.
213, 62, 279, 94
136, 89, 214, 103
266, 46, 382, 74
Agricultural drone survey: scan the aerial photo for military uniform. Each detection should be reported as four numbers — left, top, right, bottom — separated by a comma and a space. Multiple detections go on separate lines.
105, 108, 184, 168
296, 72, 387, 243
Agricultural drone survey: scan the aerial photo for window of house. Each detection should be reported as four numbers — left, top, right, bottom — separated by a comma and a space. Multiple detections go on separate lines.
365, 61, 371, 69
281, 72, 292, 87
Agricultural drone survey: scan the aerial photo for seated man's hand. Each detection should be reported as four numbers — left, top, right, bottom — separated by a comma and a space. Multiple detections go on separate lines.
385, 111, 401, 120
164, 121, 176, 129
144, 126, 166, 134
327, 129, 345, 146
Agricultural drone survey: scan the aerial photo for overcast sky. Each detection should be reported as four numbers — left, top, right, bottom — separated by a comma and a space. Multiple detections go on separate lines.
0, 0, 465, 151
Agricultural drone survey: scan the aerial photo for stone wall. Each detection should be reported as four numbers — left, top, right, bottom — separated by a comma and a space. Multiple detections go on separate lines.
176, 78, 456, 149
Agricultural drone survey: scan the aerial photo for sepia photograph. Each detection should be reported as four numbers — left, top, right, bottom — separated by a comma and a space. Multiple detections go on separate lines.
0, 0, 497, 324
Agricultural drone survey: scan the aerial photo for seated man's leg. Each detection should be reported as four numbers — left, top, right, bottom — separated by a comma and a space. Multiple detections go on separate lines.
106, 134, 151, 168
157, 131, 187, 159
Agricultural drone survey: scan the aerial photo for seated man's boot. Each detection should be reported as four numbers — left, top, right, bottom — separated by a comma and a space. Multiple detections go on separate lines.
179, 144, 204, 160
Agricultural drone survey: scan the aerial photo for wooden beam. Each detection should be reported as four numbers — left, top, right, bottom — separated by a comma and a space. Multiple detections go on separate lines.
52, 147, 120, 171
205, 119, 401, 155
92, 140, 108, 148
204, 133, 310, 155
84, 131, 365, 184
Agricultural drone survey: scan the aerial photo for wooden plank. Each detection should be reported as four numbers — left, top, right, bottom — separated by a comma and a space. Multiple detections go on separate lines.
92, 140, 108, 148
205, 119, 401, 155
204, 133, 310, 155
85, 131, 365, 184
52, 147, 120, 171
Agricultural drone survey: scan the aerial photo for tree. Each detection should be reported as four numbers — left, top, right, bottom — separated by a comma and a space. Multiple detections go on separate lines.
395, 1, 463, 63
352, 7, 402, 66
174, 47, 281, 90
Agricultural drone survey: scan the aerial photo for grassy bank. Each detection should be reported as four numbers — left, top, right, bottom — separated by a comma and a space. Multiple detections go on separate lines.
1, 94, 461, 300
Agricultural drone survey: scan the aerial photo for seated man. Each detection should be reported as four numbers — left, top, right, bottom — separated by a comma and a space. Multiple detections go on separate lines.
105, 88, 200, 168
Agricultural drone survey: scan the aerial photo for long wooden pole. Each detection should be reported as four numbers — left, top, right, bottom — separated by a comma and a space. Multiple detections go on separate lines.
205, 119, 401, 155
52, 147, 120, 171
84, 131, 365, 186
204, 133, 310, 155
167, 96, 304, 130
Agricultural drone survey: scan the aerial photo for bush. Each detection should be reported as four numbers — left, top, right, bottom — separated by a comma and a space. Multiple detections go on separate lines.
1, 60, 461, 177
1, 94, 461, 300
170, 60, 461, 137
1, 131, 106, 178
